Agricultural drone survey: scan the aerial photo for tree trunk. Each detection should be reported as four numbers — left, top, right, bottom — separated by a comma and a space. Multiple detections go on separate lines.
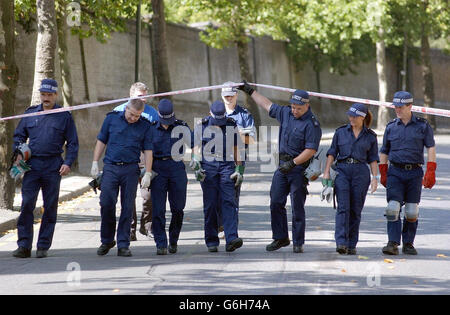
236, 39, 261, 127
0, 0, 19, 209
151, 0, 172, 100
376, 29, 390, 130
31, 0, 58, 106
420, 9, 436, 129
56, 8, 73, 107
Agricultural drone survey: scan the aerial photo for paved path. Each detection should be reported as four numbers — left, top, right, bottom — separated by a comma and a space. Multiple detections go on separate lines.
1, 136, 449, 295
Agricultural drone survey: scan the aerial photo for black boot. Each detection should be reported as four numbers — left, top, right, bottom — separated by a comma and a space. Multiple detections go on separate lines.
97, 241, 116, 256
266, 238, 290, 252
13, 247, 31, 258
382, 241, 399, 255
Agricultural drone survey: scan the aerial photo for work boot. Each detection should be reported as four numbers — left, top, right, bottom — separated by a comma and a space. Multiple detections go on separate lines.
118, 247, 132, 257
13, 247, 31, 258
402, 243, 418, 255
382, 241, 399, 255
157, 248, 167, 255
226, 238, 243, 252
97, 241, 116, 256
266, 238, 290, 252
207, 246, 218, 253
36, 248, 48, 258
336, 245, 348, 255
293, 245, 304, 253
169, 244, 178, 254
347, 248, 357, 255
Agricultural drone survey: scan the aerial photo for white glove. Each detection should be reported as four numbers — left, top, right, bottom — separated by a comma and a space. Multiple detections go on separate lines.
320, 186, 333, 203
91, 161, 99, 178
141, 171, 152, 189
230, 172, 244, 187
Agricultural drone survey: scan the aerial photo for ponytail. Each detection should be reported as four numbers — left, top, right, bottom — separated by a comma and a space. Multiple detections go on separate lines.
364, 110, 373, 128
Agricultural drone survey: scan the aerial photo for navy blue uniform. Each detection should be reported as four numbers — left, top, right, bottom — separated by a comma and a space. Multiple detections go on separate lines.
268, 104, 322, 246
97, 111, 153, 249
194, 116, 240, 248
13, 104, 79, 250
150, 120, 193, 249
217, 105, 256, 228
380, 115, 435, 244
327, 124, 379, 249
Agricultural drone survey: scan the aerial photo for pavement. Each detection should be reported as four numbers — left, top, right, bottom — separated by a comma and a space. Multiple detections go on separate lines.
1, 132, 449, 295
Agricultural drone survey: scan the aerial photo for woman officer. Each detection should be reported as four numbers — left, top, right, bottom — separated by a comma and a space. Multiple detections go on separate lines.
323, 103, 379, 255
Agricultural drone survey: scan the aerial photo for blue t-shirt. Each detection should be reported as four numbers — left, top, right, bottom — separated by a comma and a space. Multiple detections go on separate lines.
380, 115, 435, 164
97, 111, 153, 165
327, 124, 379, 164
13, 104, 79, 169
269, 104, 322, 157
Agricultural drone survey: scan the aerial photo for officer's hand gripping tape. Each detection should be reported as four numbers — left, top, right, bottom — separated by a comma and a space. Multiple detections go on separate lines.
9, 143, 32, 180
89, 172, 103, 194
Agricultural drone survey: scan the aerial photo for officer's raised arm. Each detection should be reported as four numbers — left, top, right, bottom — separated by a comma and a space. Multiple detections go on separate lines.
237, 80, 272, 112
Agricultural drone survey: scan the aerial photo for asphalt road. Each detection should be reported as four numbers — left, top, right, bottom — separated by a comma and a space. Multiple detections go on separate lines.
1, 136, 450, 295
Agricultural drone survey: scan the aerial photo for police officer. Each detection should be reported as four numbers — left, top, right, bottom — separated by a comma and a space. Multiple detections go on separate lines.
323, 103, 379, 255
216, 82, 257, 236
114, 82, 158, 240
192, 100, 244, 252
91, 98, 153, 257
379, 91, 436, 255
238, 81, 322, 253
150, 99, 192, 255
12, 79, 79, 258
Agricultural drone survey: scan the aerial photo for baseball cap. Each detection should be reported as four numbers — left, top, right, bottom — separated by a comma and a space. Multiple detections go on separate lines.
392, 91, 413, 107
346, 103, 368, 117
39, 79, 58, 93
290, 89, 309, 105
221, 81, 238, 97
210, 100, 227, 126
158, 98, 176, 125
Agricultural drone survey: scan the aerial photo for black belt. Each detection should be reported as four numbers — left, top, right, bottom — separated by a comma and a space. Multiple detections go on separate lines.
279, 153, 295, 162
390, 161, 422, 170
154, 156, 173, 161
111, 162, 135, 166
338, 158, 361, 164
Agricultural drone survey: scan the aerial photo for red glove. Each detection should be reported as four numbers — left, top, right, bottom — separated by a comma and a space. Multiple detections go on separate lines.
379, 164, 388, 187
423, 162, 436, 189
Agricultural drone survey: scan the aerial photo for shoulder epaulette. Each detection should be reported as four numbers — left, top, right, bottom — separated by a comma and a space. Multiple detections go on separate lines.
226, 117, 236, 124
106, 110, 120, 116
336, 124, 348, 131
24, 105, 39, 113
367, 128, 377, 137
416, 116, 428, 124
174, 119, 188, 126
310, 114, 320, 127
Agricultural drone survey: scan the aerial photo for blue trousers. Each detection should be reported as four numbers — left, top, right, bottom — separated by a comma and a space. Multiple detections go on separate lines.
334, 163, 370, 248
99, 163, 140, 249
386, 165, 423, 244
17, 168, 61, 250
150, 160, 187, 249
200, 161, 239, 247
270, 167, 307, 246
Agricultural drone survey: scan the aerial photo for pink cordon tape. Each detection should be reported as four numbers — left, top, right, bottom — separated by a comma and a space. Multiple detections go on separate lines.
0, 83, 233, 122
2, 82, 450, 121
246, 82, 450, 118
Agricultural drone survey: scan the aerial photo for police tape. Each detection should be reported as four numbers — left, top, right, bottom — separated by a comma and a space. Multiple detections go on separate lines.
0, 83, 234, 122
1, 82, 450, 121
247, 82, 450, 118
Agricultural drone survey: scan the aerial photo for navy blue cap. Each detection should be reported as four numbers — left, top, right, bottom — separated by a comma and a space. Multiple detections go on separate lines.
210, 100, 227, 126
347, 103, 368, 117
158, 98, 176, 125
392, 91, 413, 107
290, 89, 309, 105
39, 79, 58, 93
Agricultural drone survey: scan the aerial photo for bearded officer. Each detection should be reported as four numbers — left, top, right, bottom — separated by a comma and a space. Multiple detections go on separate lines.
12, 79, 79, 258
